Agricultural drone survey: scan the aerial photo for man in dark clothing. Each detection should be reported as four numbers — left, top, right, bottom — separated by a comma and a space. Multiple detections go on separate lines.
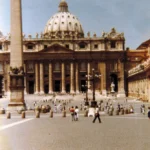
148, 107, 150, 119
93, 106, 102, 123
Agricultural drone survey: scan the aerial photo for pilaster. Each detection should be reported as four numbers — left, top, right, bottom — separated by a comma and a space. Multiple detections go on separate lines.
39, 62, 44, 94
61, 62, 66, 93
70, 62, 75, 93
99, 62, 107, 96
35, 62, 39, 94
75, 63, 79, 93
117, 61, 126, 97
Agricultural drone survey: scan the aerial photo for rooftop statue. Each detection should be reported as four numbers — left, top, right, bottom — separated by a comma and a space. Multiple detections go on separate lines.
87, 32, 90, 38
93, 33, 97, 38
36, 33, 39, 38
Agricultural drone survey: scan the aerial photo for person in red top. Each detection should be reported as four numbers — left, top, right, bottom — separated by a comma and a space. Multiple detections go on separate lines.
70, 106, 75, 121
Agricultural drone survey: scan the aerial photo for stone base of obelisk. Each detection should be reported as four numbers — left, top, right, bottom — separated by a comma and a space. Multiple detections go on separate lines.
7, 74, 26, 111
7, 102, 26, 111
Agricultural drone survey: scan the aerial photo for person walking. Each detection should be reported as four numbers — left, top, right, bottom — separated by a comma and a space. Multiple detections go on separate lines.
75, 106, 79, 121
148, 107, 150, 119
142, 104, 145, 115
93, 105, 102, 123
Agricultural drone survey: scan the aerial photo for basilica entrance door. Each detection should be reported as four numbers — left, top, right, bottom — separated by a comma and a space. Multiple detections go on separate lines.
55, 80, 60, 92
44, 84, 49, 94
29, 81, 34, 94
66, 84, 70, 92
81, 80, 86, 92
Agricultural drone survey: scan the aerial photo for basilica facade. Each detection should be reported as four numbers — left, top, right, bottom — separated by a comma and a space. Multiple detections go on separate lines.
0, 0, 149, 100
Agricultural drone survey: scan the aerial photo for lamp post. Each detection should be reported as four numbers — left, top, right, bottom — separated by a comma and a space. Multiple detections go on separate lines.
86, 68, 101, 107
82, 83, 89, 106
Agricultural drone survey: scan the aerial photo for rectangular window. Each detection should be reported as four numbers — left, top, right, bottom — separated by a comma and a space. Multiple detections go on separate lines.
44, 45, 48, 49
80, 44, 85, 49
65, 44, 69, 49
94, 44, 98, 49
28, 45, 33, 50
111, 41, 116, 48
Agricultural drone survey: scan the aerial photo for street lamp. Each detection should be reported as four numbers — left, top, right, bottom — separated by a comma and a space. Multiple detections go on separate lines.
86, 68, 101, 107
82, 82, 89, 106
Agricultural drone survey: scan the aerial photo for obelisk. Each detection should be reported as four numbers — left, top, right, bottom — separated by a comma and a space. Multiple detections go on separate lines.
8, 0, 25, 110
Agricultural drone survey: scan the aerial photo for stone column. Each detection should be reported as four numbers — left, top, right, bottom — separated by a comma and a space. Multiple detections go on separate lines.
75, 63, 79, 93
8, 0, 25, 110
6, 63, 10, 97
49, 62, 53, 94
99, 62, 107, 96
24, 63, 27, 94
148, 77, 150, 102
61, 62, 66, 93
39, 63, 44, 94
35, 63, 39, 94
70, 62, 75, 93
87, 62, 91, 92
117, 61, 126, 97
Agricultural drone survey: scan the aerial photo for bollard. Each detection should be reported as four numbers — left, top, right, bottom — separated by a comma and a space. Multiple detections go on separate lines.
84, 110, 88, 117
116, 109, 119, 115
7, 112, 11, 119
22, 111, 26, 119
0, 108, 5, 114
121, 109, 124, 115
36, 111, 40, 118
62, 110, 66, 117
109, 111, 113, 116
35, 106, 41, 113
125, 108, 128, 114
50, 110, 53, 118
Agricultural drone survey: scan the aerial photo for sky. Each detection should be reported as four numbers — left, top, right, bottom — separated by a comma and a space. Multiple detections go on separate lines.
0, 0, 150, 49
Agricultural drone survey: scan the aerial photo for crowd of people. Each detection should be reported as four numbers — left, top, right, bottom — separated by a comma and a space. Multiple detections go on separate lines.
31, 95, 150, 121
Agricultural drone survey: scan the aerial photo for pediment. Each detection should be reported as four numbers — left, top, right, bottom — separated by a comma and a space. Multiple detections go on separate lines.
39, 43, 74, 53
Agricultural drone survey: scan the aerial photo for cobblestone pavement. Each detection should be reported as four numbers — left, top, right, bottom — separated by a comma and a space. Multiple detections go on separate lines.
0, 94, 150, 150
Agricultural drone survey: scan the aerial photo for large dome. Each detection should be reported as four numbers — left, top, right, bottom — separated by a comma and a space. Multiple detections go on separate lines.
43, 0, 84, 39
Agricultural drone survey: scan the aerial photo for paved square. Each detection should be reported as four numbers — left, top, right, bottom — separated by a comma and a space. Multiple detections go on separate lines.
0, 94, 150, 150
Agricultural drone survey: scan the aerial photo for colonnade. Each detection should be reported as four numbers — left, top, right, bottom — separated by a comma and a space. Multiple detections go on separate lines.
23, 62, 106, 94
4, 61, 127, 96
128, 78, 150, 101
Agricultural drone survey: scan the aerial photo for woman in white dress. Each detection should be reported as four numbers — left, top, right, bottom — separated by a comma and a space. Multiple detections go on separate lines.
75, 106, 79, 121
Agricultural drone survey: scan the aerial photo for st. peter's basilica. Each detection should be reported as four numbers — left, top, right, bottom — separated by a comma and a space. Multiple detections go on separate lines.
0, 0, 149, 101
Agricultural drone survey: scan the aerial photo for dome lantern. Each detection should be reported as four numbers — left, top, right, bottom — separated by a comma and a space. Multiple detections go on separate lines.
59, 0, 69, 12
